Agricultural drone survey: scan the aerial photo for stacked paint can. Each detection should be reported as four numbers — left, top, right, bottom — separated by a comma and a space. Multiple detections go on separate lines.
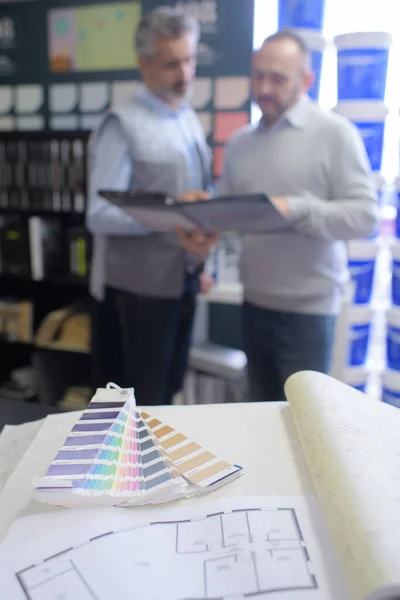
342, 239, 379, 393
278, 0, 327, 102
341, 180, 394, 396
330, 31, 392, 395
381, 232, 400, 408
333, 32, 392, 177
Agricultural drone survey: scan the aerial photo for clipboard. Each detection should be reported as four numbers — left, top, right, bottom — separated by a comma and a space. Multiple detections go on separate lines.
100, 190, 291, 234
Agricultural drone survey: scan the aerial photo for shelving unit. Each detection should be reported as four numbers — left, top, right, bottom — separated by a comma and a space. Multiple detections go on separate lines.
0, 130, 92, 407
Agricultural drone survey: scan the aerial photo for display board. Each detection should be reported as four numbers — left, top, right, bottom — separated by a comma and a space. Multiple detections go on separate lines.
0, 0, 255, 178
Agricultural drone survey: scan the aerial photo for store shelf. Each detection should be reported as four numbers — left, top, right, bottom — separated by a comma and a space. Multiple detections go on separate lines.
35, 342, 91, 355
0, 338, 90, 355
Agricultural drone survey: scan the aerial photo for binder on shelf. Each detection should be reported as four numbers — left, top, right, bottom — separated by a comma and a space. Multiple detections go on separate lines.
0, 132, 90, 213
28, 216, 63, 281
100, 190, 291, 234
66, 226, 91, 279
71, 138, 86, 213
0, 217, 30, 276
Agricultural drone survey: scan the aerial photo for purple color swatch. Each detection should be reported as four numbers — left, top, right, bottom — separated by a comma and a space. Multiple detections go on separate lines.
81, 411, 120, 421
73, 422, 113, 432
56, 449, 99, 461
47, 463, 92, 476
64, 435, 105, 446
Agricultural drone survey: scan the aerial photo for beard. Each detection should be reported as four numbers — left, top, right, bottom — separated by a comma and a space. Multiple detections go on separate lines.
159, 81, 190, 104
257, 88, 301, 124
172, 81, 188, 95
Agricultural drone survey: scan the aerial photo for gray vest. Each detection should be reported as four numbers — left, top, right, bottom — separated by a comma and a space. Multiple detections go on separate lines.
101, 96, 210, 298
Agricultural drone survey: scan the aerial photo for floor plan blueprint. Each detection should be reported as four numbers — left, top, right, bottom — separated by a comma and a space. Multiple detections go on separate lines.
1, 497, 346, 600
15, 507, 317, 600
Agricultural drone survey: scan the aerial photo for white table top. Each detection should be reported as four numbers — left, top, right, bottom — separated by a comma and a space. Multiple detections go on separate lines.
0, 402, 315, 543
0, 420, 43, 494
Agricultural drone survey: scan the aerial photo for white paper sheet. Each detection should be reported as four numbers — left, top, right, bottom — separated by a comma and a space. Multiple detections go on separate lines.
285, 372, 400, 600
0, 496, 347, 600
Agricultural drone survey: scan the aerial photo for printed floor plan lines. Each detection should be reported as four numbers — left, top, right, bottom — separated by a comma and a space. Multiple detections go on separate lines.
176, 508, 307, 553
15, 508, 318, 599
204, 550, 316, 598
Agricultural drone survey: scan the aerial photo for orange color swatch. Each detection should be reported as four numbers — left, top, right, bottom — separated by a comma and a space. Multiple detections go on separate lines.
213, 145, 226, 178
214, 111, 249, 143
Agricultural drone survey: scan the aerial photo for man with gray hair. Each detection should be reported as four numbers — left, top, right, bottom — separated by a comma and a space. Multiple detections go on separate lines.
87, 7, 215, 405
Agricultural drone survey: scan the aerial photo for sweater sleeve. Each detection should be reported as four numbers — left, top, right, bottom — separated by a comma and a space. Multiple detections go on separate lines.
285, 119, 378, 241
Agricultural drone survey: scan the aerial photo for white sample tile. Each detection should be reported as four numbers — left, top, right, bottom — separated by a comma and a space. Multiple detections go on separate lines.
196, 111, 212, 136
215, 77, 250, 109
80, 82, 110, 112
111, 80, 142, 107
0, 116, 14, 130
49, 83, 78, 113
16, 116, 44, 130
190, 78, 212, 110
80, 114, 103, 130
15, 85, 43, 114
50, 115, 79, 130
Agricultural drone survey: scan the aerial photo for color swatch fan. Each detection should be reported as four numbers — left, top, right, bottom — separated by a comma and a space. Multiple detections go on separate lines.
33, 384, 243, 507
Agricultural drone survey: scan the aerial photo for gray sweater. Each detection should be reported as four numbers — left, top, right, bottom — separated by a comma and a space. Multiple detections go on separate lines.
219, 95, 378, 315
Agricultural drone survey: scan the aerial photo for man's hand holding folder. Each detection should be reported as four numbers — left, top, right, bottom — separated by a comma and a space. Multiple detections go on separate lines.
175, 189, 219, 257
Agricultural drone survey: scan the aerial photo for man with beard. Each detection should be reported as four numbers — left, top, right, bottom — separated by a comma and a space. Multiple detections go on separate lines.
87, 7, 217, 405
219, 29, 378, 402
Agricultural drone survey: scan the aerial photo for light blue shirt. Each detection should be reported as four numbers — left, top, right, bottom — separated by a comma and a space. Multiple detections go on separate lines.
86, 86, 210, 299
87, 87, 206, 237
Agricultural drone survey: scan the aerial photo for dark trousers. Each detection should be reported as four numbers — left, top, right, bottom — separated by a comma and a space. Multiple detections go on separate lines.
242, 301, 336, 402
91, 283, 197, 406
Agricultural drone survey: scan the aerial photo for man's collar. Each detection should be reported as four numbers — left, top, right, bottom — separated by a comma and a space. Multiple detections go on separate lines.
138, 85, 189, 117
258, 94, 311, 131
285, 94, 311, 129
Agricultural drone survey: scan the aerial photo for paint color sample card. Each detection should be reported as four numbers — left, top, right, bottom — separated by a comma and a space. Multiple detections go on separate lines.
141, 413, 242, 491
33, 385, 242, 508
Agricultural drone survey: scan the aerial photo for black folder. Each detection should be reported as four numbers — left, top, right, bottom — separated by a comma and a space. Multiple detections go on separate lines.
100, 190, 291, 234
